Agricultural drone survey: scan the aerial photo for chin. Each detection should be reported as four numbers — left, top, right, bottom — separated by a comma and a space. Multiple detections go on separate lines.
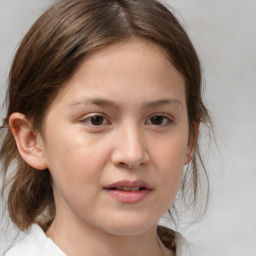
101, 218, 156, 236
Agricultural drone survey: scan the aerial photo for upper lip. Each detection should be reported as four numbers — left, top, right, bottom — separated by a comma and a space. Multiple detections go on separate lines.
104, 180, 153, 190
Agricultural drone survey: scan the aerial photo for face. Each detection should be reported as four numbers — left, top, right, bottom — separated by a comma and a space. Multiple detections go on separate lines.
40, 39, 193, 236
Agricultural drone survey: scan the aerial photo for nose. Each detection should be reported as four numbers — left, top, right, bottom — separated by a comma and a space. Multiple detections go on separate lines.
111, 124, 149, 169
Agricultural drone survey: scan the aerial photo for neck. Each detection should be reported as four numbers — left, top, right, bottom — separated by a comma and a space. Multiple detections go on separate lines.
46, 216, 166, 256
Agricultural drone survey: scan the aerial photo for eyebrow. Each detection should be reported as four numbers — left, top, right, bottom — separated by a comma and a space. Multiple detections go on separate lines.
69, 97, 183, 109
69, 98, 118, 108
142, 98, 183, 109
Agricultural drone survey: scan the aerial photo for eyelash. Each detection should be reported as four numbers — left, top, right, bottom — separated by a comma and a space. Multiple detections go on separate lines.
80, 114, 110, 127
145, 115, 173, 127
80, 114, 173, 128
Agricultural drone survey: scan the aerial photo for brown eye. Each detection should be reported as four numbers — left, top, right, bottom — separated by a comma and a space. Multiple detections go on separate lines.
81, 115, 109, 127
90, 116, 105, 126
150, 116, 164, 125
146, 115, 171, 126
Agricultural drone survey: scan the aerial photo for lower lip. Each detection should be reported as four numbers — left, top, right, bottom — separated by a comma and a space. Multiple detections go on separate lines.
105, 189, 151, 203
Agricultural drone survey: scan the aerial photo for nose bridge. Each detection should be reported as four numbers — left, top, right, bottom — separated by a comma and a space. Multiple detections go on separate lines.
124, 122, 143, 154
112, 120, 148, 168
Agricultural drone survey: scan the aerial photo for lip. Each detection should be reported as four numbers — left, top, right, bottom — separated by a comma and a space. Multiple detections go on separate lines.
104, 180, 153, 203
104, 180, 153, 190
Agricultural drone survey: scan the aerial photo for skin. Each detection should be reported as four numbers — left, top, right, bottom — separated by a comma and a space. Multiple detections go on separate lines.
10, 39, 197, 256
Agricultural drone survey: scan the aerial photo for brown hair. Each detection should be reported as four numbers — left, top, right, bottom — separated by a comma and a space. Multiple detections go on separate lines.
0, 0, 211, 231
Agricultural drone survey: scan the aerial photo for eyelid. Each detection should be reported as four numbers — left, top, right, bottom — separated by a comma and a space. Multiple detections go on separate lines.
145, 114, 174, 126
79, 113, 111, 127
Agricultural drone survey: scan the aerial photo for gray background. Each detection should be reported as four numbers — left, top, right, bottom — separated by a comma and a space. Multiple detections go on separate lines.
0, 1, 256, 255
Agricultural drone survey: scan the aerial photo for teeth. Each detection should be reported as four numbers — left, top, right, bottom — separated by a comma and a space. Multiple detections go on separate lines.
116, 186, 140, 191
122, 187, 131, 191
130, 187, 140, 191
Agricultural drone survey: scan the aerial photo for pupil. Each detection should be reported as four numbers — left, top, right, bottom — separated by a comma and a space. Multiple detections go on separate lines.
151, 116, 163, 125
91, 116, 103, 125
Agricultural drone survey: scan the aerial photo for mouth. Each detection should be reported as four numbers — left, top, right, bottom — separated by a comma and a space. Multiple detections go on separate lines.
104, 180, 152, 191
110, 186, 146, 191
104, 180, 152, 203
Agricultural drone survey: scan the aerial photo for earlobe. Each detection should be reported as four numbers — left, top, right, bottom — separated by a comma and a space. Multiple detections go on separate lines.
9, 113, 48, 170
184, 122, 200, 165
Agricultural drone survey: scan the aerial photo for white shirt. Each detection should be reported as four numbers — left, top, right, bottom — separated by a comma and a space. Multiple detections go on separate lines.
4, 224, 203, 256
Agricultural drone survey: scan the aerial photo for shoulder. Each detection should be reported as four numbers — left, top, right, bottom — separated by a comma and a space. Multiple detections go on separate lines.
157, 225, 209, 256
174, 232, 207, 256
4, 224, 66, 256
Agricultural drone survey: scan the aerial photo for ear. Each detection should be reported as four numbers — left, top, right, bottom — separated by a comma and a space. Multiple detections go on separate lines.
184, 122, 200, 165
9, 113, 48, 170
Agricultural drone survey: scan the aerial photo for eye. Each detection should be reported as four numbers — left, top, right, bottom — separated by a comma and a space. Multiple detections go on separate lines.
81, 115, 110, 126
145, 115, 172, 126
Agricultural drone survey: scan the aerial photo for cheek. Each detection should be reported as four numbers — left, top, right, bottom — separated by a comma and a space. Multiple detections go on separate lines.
151, 132, 189, 170
43, 129, 111, 189
44, 136, 110, 216
150, 133, 188, 203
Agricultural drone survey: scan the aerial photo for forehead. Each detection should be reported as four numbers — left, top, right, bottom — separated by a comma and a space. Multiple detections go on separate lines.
85, 38, 172, 63
51, 38, 185, 108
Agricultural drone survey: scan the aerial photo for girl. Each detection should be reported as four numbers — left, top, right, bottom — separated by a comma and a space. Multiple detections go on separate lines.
0, 0, 211, 255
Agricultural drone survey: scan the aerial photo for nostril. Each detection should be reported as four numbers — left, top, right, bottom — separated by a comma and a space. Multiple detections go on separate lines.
116, 159, 148, 169
118, 162, 128, 168
118, 162, 138, 169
